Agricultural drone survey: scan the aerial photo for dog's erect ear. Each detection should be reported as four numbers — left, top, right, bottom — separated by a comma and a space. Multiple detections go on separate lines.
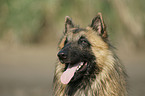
64, 16, 74, 34
91, 13, 108, 38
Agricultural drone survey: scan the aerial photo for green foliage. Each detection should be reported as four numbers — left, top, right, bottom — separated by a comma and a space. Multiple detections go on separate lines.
0, 0, 144, 44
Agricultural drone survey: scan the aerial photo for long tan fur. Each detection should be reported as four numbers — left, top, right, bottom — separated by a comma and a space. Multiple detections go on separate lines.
53, 13, 127, 96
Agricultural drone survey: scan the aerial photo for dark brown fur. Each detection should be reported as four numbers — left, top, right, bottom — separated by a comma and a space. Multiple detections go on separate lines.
53, 13, 127, 96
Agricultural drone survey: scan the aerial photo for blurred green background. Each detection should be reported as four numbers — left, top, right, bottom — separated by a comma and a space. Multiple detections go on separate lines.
0, 0, 145, 96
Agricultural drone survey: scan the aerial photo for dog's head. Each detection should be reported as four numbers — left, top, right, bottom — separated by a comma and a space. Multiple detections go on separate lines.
57, 13, 108, 85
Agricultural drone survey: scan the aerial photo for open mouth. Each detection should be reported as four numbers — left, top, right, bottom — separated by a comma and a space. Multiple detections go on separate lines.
61, 62, 87, 84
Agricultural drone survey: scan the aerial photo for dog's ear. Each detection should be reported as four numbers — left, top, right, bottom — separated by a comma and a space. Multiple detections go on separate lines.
64, 16, 74, 34
91, 13, 108, 38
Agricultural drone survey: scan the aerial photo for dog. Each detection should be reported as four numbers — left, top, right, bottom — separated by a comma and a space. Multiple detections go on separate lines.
53, 13, 127, 96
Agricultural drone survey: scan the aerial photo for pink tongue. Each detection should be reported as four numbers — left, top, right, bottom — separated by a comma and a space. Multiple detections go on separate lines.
61, 64, 78, 84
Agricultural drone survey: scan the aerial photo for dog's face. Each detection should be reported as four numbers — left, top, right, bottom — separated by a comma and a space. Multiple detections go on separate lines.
58, 29, 96, 84
57, 13, 108, 85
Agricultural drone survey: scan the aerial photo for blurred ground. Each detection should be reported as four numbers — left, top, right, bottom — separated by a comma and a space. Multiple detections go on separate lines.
117, 42, 145, 96
0, 43, 57, 96
0, 40, 145, 96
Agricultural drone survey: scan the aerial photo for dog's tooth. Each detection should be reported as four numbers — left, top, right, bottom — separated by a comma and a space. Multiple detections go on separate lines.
77, 65, 81, 71
79, 65, 81, 68
76, 62, 85, 71
81, 63, 83, 66
77, 66, 80, 70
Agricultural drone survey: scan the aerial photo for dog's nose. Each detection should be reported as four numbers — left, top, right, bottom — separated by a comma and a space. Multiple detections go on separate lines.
57, 51, 67, 60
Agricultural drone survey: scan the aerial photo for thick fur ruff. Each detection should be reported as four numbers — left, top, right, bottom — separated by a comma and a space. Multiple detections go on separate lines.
53, 13, 127, 96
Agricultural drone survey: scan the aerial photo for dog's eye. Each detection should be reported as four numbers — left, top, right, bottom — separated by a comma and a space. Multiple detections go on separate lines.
78, 37, 90, 46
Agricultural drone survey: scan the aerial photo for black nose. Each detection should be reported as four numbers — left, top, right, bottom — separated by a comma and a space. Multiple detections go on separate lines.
57, 50, 67, 61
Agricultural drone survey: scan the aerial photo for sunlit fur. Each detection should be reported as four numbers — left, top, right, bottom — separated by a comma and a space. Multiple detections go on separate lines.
53, 16, 127, 96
